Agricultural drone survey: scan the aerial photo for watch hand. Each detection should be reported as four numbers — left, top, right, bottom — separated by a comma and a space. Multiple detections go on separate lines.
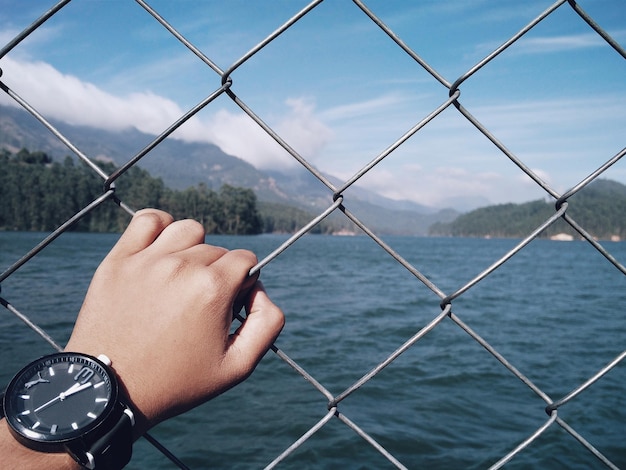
34, 394, 62, 413
34, 382, 93, 412
62, 381, 92, 398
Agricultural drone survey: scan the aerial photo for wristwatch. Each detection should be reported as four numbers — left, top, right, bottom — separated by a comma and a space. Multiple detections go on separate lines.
1, 352, 134, 469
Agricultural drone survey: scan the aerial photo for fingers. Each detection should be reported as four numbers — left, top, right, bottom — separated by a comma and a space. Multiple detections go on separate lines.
232, 268, 260, 316
111, 210, 211, 258
148, 219, 207, 254
201, 248, 259, 322
111, 210, 257, 286
223, 282, 285, 383
180, 243, 229, 267
209, 248, 259, 294
109, 209, 173, 258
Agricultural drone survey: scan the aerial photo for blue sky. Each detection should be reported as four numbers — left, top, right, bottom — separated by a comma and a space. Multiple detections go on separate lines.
0, 0, 624, 209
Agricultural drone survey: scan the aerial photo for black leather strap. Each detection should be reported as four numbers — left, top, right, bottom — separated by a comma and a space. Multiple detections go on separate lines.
67, 403, 134, 470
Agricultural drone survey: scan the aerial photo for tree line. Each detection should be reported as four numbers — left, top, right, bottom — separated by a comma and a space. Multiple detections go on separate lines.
0, 148, 345, 235
0, 148, 264, 234
429, 179, 626, 240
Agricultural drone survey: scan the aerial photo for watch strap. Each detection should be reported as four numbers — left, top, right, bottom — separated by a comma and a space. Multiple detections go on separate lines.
68, 403, 134, 470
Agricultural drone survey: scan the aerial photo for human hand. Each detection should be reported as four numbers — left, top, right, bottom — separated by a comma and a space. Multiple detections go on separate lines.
64, 209, 284, 437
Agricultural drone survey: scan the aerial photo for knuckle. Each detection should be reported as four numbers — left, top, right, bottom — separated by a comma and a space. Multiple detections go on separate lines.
263, 302, 285, 330
134, 209, 173, 228
230, 249, 259, 268
175, 219, 206, 240
199, 267, 230, 295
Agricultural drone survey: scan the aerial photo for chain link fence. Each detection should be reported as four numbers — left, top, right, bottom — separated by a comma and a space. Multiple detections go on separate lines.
1, 0, 625, 468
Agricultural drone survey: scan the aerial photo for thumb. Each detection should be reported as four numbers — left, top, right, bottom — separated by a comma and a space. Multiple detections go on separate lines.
223, 282, 285, 383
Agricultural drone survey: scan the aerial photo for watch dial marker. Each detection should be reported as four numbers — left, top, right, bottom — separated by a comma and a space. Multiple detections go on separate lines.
67, 364, 75, 374
93, 381, 104, 389
48, 367, 55, 376
51, 424, 58, 434
71, 422, 78, 430
32, 421, 40, 430
87, 412, 97, 419
95, 398, 108, 403
20, 410, 31, 416
19, 395, 30, 400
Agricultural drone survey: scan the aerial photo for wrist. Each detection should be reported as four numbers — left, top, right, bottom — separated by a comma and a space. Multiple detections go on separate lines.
111, 371, 151, 441
62, 347, 157, 440
0, 419, 81, 469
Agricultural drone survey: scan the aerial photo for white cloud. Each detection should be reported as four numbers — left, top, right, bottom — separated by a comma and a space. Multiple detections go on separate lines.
472, 30, 618, 59
0, 29, 20, 51
518, 168, 552, 187
198, 107, 299, 170
0, 57, 183, 132
190, 97, 333, 171
513, 33, 608, 54
321, 94, 405, 121
275, 98, 334, 164
0, 57, 333, 171
0, 23, 64, 60
310, 87, 626, 209
1, 54, 623, 208
354, 161, 553, 210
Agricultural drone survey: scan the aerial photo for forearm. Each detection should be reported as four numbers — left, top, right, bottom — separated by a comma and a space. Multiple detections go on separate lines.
0, 419, 80, 470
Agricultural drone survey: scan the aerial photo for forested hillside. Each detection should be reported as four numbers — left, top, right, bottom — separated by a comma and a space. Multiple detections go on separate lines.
0, 148, 264, 234
429, 179, 626, 240
0, 104, 462, 235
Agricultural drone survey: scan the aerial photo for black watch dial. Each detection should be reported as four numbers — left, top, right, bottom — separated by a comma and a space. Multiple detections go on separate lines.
4, 352, 118, 445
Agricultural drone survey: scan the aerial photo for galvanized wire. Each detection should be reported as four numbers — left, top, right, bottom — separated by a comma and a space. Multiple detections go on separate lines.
0, 0, 624, 468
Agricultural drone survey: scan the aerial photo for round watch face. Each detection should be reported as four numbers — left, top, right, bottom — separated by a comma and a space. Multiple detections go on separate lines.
4, 353, 118, 445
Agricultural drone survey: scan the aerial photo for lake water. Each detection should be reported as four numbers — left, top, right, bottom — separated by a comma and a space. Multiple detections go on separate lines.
1, 232, 625, 469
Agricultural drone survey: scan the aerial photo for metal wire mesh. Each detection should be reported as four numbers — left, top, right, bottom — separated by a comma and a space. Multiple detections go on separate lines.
1, 0, 624, 468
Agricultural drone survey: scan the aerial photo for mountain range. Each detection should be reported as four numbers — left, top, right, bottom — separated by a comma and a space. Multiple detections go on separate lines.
0, 104, 458, 235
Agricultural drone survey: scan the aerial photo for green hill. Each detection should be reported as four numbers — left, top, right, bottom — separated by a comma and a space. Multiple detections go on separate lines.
0, 148, 259, 234
429, 179, 626, 240
0, 147, 350, 235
